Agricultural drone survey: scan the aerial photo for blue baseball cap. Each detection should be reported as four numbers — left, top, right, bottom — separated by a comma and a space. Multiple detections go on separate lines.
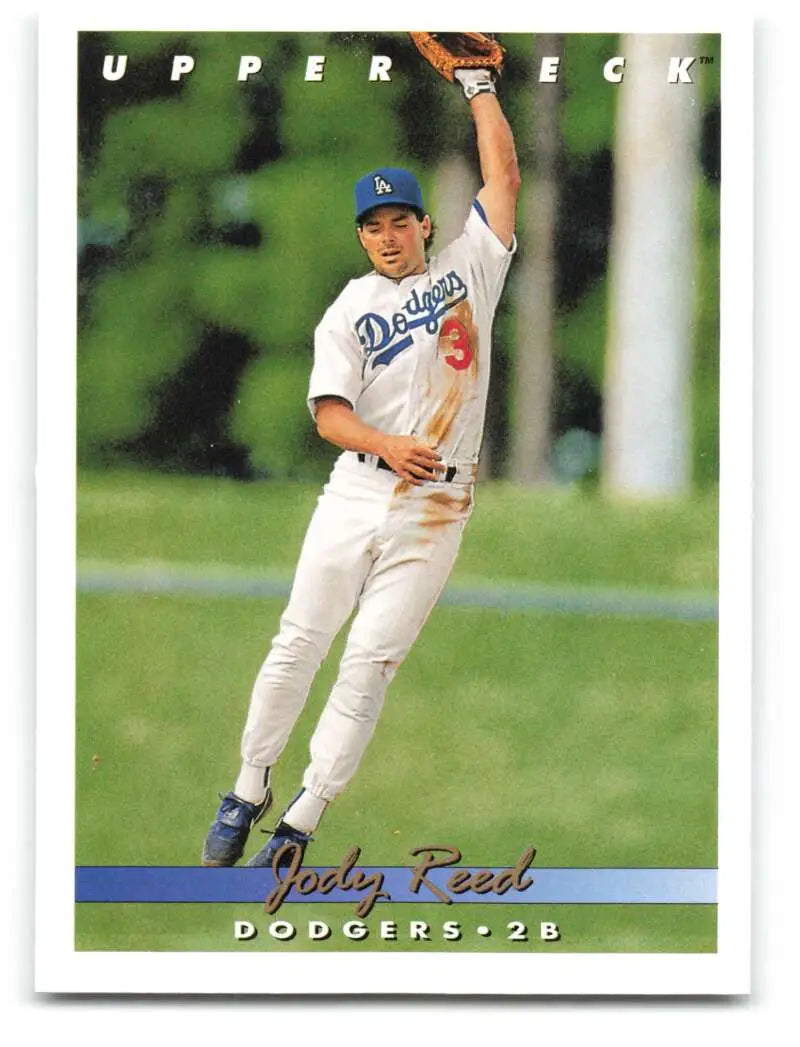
354, 167, 425, 222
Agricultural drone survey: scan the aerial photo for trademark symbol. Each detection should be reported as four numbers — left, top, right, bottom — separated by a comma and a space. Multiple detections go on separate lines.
699, 56, 714, 65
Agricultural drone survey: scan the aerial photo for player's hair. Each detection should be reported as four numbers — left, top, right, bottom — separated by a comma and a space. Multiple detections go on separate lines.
424, 217, 436, 252
356, 206, 436, 252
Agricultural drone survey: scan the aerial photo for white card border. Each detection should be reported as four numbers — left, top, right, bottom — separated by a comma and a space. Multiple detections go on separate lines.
35, 4, 753, 996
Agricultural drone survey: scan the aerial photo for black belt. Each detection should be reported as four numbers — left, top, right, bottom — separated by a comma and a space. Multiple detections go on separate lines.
357, 452, 456, 483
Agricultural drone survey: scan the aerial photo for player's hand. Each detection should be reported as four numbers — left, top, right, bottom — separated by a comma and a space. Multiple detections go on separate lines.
378, 436, 445, 485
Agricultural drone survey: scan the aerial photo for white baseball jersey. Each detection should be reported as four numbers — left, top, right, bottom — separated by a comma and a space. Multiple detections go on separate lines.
308, 201, 516, 465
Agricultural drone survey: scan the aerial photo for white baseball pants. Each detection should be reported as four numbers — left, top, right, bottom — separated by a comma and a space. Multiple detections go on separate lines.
239, 451, 473, 802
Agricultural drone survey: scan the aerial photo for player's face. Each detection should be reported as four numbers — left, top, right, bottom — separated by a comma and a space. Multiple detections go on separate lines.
357, 206, 432, 280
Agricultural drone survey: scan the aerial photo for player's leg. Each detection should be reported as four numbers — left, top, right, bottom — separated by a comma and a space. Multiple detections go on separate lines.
245, 484, 472, 865
238, 481, 380, 787
303, 491, 470, 802
202, 471, 380, 866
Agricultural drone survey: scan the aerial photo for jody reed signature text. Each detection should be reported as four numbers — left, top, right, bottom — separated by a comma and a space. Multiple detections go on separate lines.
262, 844, 536, 917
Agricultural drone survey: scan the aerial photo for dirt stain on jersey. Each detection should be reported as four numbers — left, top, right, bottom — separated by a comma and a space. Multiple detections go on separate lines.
396, 301, 481, 497
426, 383, 463, 447
427, 300, 480, 446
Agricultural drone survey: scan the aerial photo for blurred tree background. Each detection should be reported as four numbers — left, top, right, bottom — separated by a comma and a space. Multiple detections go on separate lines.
77, 31, 720, 489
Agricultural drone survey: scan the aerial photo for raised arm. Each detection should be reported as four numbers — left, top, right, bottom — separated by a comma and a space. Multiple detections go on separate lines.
470, 92, 521, 249
408, 33, 520, 248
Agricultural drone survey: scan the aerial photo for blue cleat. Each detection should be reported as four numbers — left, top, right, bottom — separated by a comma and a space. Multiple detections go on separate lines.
201, 790, 272, 867
245, 819, 312, 869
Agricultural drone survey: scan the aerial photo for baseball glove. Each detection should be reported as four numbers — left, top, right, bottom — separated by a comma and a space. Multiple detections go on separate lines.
408, 32, 506, 83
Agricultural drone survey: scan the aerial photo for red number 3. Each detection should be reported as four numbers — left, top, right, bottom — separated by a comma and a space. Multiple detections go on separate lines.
440, 317, 474, 371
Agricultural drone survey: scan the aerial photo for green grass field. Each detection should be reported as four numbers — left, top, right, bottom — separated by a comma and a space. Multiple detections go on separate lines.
74, 469, 718, 952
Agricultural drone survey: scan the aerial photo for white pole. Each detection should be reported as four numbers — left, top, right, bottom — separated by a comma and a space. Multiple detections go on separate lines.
603, 34, 701, 498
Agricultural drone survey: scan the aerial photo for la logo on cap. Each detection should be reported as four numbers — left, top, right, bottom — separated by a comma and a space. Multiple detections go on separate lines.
373, 175, 393, 195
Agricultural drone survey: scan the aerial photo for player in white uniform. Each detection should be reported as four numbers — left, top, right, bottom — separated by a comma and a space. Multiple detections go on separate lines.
202, 68, 520, 868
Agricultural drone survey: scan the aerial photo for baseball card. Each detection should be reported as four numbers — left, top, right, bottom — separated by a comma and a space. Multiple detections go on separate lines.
35, 5, 752, 997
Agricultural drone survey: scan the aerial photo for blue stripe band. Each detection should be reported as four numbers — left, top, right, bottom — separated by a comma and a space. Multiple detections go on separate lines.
75, 867, 717, 905
472, 198, 489, 225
